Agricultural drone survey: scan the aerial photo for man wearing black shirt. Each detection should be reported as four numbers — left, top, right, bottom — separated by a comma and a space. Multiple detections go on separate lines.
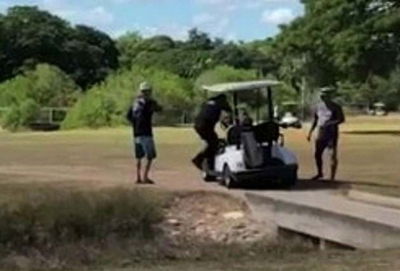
131, 82, 162, 184
192, 94, 232, 172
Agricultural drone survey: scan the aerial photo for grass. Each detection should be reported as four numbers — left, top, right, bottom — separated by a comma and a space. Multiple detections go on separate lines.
0, 188, 165, 248
0, 116, 400, 270
2, 115, 399, 195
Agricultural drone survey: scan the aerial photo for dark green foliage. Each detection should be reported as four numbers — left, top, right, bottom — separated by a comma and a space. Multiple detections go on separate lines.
0, 64, 79, 130
252, 0, 400, 110
117, 28, 272, 79
0, 6, 119, 88
62, 66, 194, 129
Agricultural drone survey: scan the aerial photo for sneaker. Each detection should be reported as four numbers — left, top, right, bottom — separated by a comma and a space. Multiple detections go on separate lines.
311, 174, 324, 181
143, 179, 155, 185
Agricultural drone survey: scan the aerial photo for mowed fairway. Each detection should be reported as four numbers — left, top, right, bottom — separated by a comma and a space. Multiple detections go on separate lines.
1, 115, 400, 196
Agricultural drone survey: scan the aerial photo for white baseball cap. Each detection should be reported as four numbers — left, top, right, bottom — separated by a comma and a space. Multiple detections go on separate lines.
139, 81, 152, 91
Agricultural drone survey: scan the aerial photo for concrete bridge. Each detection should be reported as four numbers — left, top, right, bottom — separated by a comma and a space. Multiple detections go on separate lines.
246, 189, 400, 250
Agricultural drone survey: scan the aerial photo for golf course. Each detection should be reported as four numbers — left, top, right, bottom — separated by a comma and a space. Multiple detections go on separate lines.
1, 115, 400, 270
1, 115, 399, 196
1, 1, 400, 270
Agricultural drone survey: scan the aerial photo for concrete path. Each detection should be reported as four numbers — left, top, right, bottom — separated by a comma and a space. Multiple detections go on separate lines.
246, 189, 400, 249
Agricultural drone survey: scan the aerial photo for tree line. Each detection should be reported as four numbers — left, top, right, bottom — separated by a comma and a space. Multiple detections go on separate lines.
0, 2, 399, 130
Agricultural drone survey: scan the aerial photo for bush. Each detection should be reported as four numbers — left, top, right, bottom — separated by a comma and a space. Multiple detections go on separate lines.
0, 64, 79, 130
0, 188, 165, 248
1, 99, 40, 131
62, 66, 194, 129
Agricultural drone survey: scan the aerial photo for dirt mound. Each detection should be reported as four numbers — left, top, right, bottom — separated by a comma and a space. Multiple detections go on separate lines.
161, 191, 273, 244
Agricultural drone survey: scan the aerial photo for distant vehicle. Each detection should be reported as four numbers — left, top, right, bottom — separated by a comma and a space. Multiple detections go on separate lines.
369, 102, 388, 116
201, 80, 300, 188
279, 101, 302, 129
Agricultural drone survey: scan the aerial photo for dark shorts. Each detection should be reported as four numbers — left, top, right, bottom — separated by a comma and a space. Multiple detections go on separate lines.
316, 127, 339, 151
134, 136, 156, 160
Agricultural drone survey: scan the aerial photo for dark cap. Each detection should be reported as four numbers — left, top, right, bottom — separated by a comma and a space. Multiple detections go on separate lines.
212, 94, 227, 101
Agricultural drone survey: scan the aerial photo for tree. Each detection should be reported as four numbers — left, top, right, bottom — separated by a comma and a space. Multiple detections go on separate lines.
0, 64, 79, 130
63, 25, 119, 88
117, 32, 143, 69
211, 43, 253, 69
0, 6, 119, 88
62, 66, 193, 129
187, 28, 213, 50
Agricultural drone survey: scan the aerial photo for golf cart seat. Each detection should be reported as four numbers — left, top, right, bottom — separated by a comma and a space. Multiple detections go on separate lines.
254, 121, 280, 143
226, 124, 254, 146
227, 125, 242, 145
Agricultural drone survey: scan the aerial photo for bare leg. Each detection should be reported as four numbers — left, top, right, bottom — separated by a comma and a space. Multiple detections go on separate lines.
136, 159, 142, 183
330, 148, 338, 181
312, 140, 325, 180
144, 159, 154, 184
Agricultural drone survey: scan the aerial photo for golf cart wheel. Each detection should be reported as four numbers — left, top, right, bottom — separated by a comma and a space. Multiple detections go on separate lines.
221, 165, 236, 189
202, 171, 216, 182
281, 173, 298, 189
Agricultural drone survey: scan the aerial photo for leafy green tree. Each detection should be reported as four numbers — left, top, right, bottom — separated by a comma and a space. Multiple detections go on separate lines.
117, 32, 143, 69
0, 6, 119, 88
0, 64, 79, 130
62, 66, 193, 129
187, 28, 213, 50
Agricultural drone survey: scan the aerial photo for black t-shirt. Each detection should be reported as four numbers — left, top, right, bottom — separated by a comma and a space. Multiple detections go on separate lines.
132, 97, 161, 137
195, 98, 232, 131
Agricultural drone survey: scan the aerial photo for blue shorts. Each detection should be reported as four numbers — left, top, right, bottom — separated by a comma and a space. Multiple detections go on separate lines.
134, 136, 157, 160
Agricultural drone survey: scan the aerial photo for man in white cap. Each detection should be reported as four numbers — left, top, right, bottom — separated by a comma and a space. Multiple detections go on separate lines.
130, 82, 162, 184
307, 87, 345, 181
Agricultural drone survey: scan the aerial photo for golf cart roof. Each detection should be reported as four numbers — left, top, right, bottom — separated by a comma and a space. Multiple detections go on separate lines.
373, 102, 385, 107
281, 101, 299, 106
202, 80, 281, 93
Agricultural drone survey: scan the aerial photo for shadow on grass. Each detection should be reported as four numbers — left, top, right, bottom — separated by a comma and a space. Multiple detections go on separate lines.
344, 130, 400, 136
235, 179, 348, 191
234, 179, 400, 192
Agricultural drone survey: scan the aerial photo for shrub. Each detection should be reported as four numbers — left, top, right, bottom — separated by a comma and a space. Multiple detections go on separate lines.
0, 64, 79, 130
0, 188, 165, 248
1, 99, 40, 131
62, 66, 194, 129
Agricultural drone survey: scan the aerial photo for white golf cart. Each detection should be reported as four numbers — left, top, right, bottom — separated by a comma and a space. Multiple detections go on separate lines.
279, 101, 302, 129
201, 80, 299, 188
369, 102, 388, 116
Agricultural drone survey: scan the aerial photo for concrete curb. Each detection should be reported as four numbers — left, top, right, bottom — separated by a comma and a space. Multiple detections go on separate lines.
246, 190, 400, 250
347, 190, 400, 210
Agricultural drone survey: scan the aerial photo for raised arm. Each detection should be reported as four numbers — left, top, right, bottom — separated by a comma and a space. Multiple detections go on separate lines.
150, 99, 163, 113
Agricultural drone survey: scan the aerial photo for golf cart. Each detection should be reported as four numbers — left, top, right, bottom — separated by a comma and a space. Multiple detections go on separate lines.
369, 102, 388, 116
201, 80, 299, 188
279, 101, 302, 129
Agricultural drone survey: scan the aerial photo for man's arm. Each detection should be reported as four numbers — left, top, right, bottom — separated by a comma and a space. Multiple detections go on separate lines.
151, 99, 163, 113
325, 105, 345, 126
307, 113, 318, 142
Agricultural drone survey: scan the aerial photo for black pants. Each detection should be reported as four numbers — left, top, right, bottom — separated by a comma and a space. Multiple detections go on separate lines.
194, 127, 219, 170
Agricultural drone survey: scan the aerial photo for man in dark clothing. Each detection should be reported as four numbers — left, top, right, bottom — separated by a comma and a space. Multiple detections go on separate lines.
130, 82, 162, 184
307, 87, 345, 181
192, 94, 232, 171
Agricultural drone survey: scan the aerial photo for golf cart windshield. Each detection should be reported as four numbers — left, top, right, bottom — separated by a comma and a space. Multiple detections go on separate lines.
202, 80, 280, 93
202, 80, 283, 148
